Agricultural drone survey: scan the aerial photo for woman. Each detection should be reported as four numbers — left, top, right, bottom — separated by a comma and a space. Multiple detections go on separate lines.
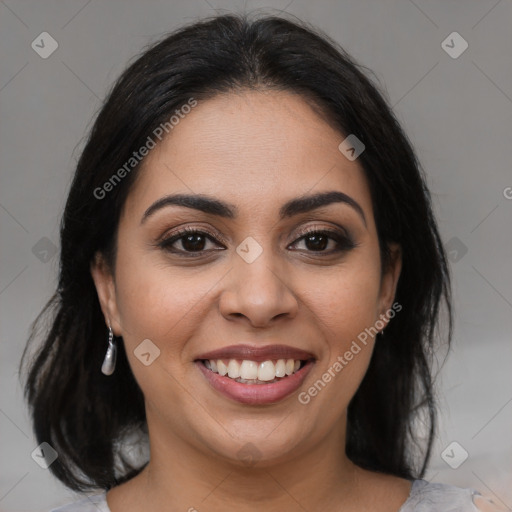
20, 12, 501, 512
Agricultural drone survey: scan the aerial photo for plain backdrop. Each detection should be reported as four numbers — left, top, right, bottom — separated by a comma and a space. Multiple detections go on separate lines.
1, 1, 511, 511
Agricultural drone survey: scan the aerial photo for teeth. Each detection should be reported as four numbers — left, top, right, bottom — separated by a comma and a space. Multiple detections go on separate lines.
227, 359, 240, 379
258, 361, 275, 381
275, 359, 286, 377
203, 358, 305, 382
217, 360, 228, 376
240, 360, 258, 380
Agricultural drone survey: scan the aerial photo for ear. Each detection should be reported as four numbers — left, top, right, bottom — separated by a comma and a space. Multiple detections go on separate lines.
90, 252, 122, 335
377, 243, 402, 327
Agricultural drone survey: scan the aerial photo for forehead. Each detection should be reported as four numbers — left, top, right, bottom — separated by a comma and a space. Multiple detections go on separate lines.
123, 90, 373, 223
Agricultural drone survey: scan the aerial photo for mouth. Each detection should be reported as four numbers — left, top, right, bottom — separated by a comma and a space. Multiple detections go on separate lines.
195, 357, 316, 405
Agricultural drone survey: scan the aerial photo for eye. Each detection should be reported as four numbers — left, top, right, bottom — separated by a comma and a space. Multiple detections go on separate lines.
289, 228, 356, 254
157, 226, 356, 257
158, 227, 224, 256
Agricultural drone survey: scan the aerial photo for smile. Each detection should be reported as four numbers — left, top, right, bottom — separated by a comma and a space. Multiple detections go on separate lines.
196, 358, 315, 405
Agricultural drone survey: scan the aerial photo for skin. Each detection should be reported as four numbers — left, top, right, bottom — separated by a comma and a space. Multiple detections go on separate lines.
91, 90, 409, 512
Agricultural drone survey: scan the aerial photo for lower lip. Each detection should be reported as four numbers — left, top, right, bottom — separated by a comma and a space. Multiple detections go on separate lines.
196, 360, 315, 405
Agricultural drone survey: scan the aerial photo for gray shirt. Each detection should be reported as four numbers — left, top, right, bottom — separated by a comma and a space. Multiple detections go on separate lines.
48, 479, 499, 511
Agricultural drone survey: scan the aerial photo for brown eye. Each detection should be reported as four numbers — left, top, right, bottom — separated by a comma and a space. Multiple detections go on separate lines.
290, 229, 356, 254
303, 232, 329, 251
158, 228, 223, 255
179, 233, 207, 252
157, 227, 356, 257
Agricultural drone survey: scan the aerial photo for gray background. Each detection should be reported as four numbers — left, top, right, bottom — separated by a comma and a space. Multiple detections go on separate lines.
1, 0, 511, 510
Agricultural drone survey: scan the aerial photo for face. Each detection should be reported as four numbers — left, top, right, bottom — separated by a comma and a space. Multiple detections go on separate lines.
91, 90, 401, 467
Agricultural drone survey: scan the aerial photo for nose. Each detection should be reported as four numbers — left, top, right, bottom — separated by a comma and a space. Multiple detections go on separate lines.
219, 245, 299, 328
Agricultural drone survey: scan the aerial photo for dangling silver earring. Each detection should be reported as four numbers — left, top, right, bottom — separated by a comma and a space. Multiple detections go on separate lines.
101, 323, 117, 376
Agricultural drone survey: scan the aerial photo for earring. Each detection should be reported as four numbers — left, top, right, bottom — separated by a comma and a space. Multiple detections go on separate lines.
101, 323, 117, 376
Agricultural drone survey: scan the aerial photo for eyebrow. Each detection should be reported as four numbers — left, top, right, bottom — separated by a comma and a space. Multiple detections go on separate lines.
141, 190, 367, 226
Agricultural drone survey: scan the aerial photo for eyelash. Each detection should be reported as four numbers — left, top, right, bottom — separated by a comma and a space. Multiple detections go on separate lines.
157, 226, 357, 257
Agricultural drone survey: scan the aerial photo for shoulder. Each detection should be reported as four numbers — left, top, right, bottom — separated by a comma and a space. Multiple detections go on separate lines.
400, 479, 506, 512
49, 492, 109, 512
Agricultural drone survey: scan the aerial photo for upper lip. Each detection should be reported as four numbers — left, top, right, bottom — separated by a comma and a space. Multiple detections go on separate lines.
195, 344, 316, 363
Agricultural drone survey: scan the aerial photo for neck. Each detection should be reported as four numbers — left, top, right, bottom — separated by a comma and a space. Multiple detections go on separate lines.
122, 414, 362, 512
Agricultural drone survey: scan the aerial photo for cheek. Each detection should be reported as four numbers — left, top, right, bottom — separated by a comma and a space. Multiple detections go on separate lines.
305, 255, 382, 346
297, 247, 382, 409
112, 248, 208, 402
297, 266, 381, 426
113, 243, 220, 353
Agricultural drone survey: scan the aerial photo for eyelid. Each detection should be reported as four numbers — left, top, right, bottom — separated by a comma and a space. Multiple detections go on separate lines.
157, 224, 228, 246
158, 222, 352, 246
292, 222, 352, 241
